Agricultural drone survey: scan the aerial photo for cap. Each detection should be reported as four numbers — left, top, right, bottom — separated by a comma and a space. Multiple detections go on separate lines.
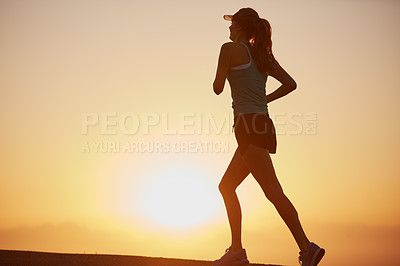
223, 8, 259, 22
223, 15, 233, 21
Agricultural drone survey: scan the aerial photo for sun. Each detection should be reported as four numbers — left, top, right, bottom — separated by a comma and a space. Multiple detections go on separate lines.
137, 162, 220, 229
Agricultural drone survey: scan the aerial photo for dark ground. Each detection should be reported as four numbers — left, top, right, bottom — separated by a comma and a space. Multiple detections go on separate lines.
0, 250, 281, 266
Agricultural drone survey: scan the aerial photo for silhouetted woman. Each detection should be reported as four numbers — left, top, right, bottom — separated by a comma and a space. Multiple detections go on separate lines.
212, 8, 325, 266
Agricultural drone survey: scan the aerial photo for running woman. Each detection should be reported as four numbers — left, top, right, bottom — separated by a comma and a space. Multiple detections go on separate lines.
212, 7, 325, 266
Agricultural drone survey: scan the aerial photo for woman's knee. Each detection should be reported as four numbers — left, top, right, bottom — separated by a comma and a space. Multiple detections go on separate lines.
218, 181, 229, 195
218, 180, 236, 196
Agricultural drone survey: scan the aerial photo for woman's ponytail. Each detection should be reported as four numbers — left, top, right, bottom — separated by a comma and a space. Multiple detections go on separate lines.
252, 18, 277, 74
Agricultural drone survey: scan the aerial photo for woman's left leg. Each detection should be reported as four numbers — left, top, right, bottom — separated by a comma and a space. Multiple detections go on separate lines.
213, 148, 251, 266
219, 147, 251, 251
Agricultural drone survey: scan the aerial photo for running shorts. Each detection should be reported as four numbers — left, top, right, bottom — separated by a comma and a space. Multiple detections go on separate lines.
233, 113, 277, 155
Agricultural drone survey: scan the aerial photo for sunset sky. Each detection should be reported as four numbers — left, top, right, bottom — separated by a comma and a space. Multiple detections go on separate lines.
1, 0, 399, 265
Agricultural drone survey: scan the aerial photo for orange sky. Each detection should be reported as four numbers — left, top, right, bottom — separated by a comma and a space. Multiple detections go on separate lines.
1, 1, 400, 265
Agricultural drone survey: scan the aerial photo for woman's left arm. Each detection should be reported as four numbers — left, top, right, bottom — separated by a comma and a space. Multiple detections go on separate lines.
213, 43, 231, 95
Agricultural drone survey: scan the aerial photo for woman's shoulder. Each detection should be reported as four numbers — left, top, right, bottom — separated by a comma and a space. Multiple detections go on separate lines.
220, 42, 246, 56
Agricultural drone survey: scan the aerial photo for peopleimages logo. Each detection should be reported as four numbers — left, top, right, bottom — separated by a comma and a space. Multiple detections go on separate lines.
80, 112, 317, 154
81, 112, 232, 135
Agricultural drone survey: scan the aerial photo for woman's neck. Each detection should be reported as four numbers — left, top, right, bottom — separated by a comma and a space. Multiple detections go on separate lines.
234, 36, 249, 43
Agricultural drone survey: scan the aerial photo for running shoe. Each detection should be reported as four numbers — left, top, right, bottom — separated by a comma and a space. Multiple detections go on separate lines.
213, 247, 249, 266
298, 242, 325, 266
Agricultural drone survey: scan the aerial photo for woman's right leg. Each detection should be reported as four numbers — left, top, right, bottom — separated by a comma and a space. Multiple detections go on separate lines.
218, 147, 250, 251
241, 144, 310, 253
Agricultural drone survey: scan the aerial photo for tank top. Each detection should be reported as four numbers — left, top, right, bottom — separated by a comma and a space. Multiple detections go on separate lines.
227, 42, 268, 117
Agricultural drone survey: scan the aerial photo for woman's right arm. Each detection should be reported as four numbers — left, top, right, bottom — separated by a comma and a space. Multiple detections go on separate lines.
213, 43, 231, 95
266, 62, 297, 103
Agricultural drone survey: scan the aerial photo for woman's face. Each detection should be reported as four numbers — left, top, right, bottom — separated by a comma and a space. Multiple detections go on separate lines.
229, 20, 242, 41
